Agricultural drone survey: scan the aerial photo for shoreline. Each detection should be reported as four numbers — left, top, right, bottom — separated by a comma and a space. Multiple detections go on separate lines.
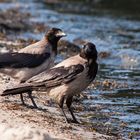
0, 74, 118, 140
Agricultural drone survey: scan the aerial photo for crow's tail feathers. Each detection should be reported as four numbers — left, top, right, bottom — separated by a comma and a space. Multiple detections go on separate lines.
1, 84, 33, 96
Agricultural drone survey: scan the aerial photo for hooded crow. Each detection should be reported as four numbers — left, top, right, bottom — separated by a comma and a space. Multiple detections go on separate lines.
2, 42, 98, 123
0, 28, 66, 107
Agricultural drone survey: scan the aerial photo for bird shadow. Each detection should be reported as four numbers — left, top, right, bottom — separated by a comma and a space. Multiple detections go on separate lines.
1, 99, 48, 113
23, 104, 49, 112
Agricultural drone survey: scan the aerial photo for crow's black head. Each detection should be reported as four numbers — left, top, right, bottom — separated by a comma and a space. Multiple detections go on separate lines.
46, 28, 66, 43
80, 42, 97, 61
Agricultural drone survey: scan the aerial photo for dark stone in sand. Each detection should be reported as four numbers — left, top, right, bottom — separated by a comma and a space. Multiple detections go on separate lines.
58, 40, 80, 57
0, 9, 31, 33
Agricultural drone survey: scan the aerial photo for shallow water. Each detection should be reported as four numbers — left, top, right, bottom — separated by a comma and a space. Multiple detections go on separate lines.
0, 0, 140, 139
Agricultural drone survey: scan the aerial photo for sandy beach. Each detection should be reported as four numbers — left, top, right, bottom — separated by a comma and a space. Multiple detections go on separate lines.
0, 74, 118, 140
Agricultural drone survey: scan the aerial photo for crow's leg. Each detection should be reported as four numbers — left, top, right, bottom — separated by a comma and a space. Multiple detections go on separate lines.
59, 96, 69, 123
27, 91, 37, 108
66, 96, 79, 124
19, 81, 26, 106
20, 93, 26, 105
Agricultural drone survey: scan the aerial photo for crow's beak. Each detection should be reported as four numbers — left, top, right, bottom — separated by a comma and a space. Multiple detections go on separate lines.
56, 31, 67, 37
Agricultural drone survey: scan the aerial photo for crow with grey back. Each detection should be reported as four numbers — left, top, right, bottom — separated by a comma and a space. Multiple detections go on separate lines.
0, 28, 66, 107
2, 42, 98, 123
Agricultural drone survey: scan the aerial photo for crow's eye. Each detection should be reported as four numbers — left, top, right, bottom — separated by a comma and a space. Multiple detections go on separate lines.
83, 45, 86, 49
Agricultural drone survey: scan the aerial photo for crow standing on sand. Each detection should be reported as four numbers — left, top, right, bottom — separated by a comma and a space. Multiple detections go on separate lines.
0, 28, 66, 107
2, 42, 98, 123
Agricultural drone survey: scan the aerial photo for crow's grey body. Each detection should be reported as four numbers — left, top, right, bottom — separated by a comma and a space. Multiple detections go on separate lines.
0, 28, 66, 106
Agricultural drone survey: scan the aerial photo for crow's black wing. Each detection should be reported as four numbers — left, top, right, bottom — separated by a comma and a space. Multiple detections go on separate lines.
28, 64, 84, 87
0, 52, 50, 68
1, 64, 84, 96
